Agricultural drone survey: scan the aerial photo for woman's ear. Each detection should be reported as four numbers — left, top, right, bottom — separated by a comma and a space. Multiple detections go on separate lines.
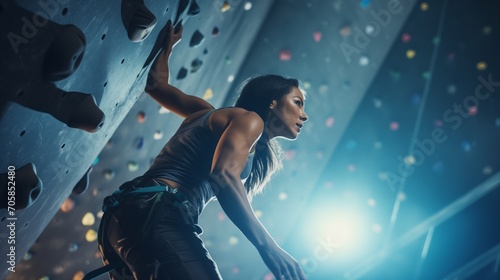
269, 100, 277, 110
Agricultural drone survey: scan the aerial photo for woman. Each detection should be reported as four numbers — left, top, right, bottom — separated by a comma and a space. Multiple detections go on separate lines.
97, 21, 308, 280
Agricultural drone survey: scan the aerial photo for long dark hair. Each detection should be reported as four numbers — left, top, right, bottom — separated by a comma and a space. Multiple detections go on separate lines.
234, 74, 300, 199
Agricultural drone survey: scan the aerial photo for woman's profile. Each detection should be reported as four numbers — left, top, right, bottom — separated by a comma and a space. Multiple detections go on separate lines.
97, 20, 309, 280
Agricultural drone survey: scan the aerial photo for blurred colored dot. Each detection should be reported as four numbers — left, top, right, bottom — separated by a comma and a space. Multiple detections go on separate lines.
373, 98, 382, 108
319, 84, 328, 94
372, 224, 382, 233
303, 81, 312, 89
313, 31, 322, 42
420, 2, 429, 11
402, 33, 411, 42
73, 271, 84, 280
279, 50, 291, 61
477, 61, 487, 71
229, 236, 239, 245
495, 117, 500, 127
92, 157, 99, 166
137, 111, 146, 123
483, 166, 493, 175
69, 243, 79, 252
390, 121, 399, 131
244, 2, 252, 10
342, 80, 351, 90
404, 155, 416, 165
367, 198, 376, 207
227, 75, 234, 83
205, 239, 213, 247
422, 71, 431, 80
97, 210, 104, 219
361, 0, 373, 8
278, 192, 288, 200
264, 272, 274, 280
153, 130, 163, 140
316, 150, 323, 159
397, 192, 407, 201
433, 36, 440, 45
82, 212, 95, 226
389, 70, 401, 81
348, 164, 356, 172
359, 56, 369, 66
326, 116, 335, 127
406, 49, 416, 59
128, 161, 139, 172
467, 106, 478, 116
461, 140, 472, 152
232, 267, 240, 274
447, 52, 456, 62
255, 210, 263, 218
483, 25, 492, 35
221, 1, 231, 12
218, 211, 226, 221
284, 149, 296, 160
85, 229, 98, 242
103, 169, 115, 180
61, 197, 75, 212
324, 181, 333, 189
54, 266, 64, 274
340, 25, 352, 37
203, 88, 213, 100
433, 119, 443, 127
374, 141, 382, 149
346, 140, 357, 150
224, 55, 232, 65
411, 94, 421, 105
432, 161, 444, 173
447, 84, 457, 94
365, 24, 375, 35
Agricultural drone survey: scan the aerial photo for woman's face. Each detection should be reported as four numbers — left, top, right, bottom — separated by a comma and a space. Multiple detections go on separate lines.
267, 86, 309, 140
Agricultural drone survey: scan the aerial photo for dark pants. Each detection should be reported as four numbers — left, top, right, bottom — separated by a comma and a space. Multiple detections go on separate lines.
98, 180, 222, 280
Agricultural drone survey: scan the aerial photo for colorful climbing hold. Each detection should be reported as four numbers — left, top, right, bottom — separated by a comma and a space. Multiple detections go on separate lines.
279, 50, 291, 61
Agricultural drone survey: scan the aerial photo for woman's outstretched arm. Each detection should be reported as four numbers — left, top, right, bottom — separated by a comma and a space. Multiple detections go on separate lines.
210, 110, 307, 280
145, 21, 213, 118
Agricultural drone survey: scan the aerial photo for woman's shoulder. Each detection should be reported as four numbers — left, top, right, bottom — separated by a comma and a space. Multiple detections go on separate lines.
209, 107, 264, 135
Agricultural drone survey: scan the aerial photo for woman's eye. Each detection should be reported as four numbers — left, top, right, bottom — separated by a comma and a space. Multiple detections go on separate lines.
295, 101, 301, 106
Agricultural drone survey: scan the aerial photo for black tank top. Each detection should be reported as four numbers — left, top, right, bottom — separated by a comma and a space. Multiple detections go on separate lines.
140, 109, 254, 216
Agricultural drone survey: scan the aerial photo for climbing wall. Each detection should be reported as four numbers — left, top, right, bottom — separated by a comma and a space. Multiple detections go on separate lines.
0, 0, 273, 278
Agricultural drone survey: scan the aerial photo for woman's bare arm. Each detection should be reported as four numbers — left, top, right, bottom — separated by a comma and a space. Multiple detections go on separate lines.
210, 110, 307, 280
145, 21, 213, 118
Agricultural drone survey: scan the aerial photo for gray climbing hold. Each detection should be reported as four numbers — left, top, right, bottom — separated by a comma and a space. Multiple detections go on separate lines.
188, 0, 200, 16
122, 0, 157, 42
1, 163, 42, 210
42, 24, 86, 82
62, 92, 105, 133
189, 30, 204, 47
177, 67, 188, 80
72, 166, 92, 195
191, 58, 203, 73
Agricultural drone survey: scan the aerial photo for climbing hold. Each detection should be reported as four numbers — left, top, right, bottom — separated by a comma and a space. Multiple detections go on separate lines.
174, 0, 190, 26
177, 67, 188, 80
72, 166, 92, 195
153, 130, 163, 140
279, 50, 291, 61
82, 212, 95, 226
221, 1, 231, 13
203, 88, 213, 100
191, 58, 203, 73
128, 161, 139, 172
121, 0, 157, 42
477, 61, 487, 71
406, 49, 416, 59
402, 33, 411, 43
42, 24, 86, 82
189, 30, 205, 47
188, 0, 200, 16
103, 169, 115, 180
57, 92, 105, 133
0, 163, 42, 210
137, 111, 146, 123
224, 55, 231, 65
313, 31, 322, 42
133, 137, 144, 149
212, 27, 220, 36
